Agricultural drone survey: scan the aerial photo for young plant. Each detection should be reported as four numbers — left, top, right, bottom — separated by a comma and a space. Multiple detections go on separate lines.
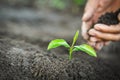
47, 30, 97, 60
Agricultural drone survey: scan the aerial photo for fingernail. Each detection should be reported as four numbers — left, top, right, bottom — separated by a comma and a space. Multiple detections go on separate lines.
89, 32, 96, 36
88, 29, 97, 36
95, 24, 105, 30
95, 24, 103, 30
95, 26, 101, 30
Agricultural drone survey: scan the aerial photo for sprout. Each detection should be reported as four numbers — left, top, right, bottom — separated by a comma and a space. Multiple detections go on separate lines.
47, 30, 97, 60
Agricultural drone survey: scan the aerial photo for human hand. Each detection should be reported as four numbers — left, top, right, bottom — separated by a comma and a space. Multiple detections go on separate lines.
89, 23, 120, 41
81, 0, 120, 40
88, 22, 120, 50
87, 13, 120, 50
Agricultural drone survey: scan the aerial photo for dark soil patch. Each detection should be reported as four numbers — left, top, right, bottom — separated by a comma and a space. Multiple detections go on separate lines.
97, 9, 120, 25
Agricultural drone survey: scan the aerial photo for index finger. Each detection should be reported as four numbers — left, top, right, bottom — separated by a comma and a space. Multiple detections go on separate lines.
94, 24, 120, 33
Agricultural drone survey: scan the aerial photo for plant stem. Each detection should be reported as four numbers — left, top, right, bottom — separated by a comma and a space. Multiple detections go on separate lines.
69, 48, 72, 60
69, 38, 76, 60
69, 30, 79, 60
69, 47, 73, 60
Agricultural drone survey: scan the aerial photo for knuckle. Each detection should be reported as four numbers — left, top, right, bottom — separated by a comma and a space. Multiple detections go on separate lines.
88, 29, 94, 33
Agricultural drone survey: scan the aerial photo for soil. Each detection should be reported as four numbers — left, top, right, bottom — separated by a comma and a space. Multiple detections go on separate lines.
97, 9, 120, 25
0, 8, 120, 80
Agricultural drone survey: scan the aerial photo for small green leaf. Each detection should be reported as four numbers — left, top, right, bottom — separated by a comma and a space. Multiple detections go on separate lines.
73, 44, 97, 57
72, 30, 79, 47
47, 39, 70, 50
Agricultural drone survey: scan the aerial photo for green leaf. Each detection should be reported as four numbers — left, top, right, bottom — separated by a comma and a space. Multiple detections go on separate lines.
72, 30, 79, 47
47, 39, 70, 50
73, 44, 97, 57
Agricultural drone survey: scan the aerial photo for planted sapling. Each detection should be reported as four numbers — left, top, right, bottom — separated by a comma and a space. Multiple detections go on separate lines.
47, 30, 97, 60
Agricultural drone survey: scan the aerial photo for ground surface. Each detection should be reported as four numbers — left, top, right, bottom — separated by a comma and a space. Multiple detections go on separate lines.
0, 7, 120, 80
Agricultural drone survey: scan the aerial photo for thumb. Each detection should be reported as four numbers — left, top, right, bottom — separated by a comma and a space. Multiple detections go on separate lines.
82, 9, 94, 21
82, 0, 99, 21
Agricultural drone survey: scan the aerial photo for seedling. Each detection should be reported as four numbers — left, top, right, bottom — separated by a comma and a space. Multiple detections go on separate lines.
47, 30, 97, 60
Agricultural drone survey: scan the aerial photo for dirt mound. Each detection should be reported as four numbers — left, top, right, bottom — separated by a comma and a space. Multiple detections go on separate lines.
0, 38, 119, 80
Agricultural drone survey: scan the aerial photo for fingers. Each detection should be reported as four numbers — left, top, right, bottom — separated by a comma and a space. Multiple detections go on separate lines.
81, 21, 92, 40
88, 41, 96, 47
89, 37, 102, 42
82, 0, 99, 21
88, 39, 111, 50
95, 41, 110, 50
88, 41, 104, 50
89, 28, 120, 41
94, 24, 120, 33
89, 36, 111, 50
88, 36, 104, 50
